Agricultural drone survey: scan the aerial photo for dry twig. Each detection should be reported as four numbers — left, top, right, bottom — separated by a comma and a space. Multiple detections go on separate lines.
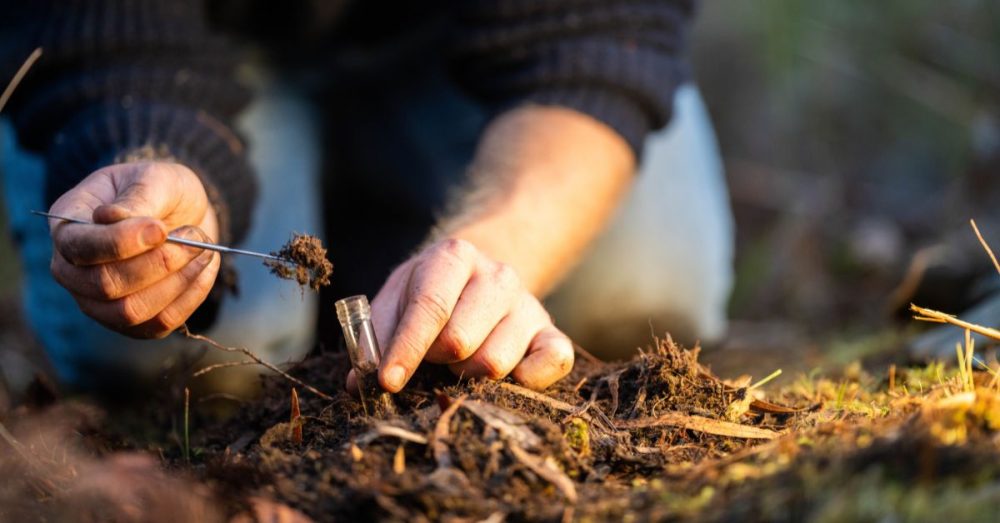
0, 48, 42, 113
180, 325, 333, 401
615, 411, 780, 440
970, 219, 1000, 276
498, 382, 619, 436
911, 304, 1000, 342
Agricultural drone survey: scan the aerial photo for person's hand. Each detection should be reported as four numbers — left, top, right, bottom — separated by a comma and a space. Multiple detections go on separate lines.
363, 238, 575, 392
47, 162, 220, 338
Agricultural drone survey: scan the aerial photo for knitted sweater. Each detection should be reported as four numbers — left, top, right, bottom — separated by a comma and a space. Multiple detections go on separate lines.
0, 0, 695, 247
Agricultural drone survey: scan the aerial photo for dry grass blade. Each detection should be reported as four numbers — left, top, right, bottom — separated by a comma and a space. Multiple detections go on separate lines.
0, 48, 42, 113
1, 420, 59, 497
354, 424, 429, 446
180, 325, 333, 401
290, 388, 303, 445
462, 399, 543, 450
910, 304, 1000, 342
497, 382, 622, 439
393, 445, 406, 475
749, 399, 811, 415
970, 219, 1000, 277
615, 411, 780, 440
432, 395, 466, 468
507, 441, 578, 504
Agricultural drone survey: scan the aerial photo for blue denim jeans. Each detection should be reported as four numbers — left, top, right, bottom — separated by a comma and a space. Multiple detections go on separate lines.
1, 73, 733, 389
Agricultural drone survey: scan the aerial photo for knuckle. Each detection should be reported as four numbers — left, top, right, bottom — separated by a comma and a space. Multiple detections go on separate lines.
190, 274, 214, 297
95, 265, 124, 299
117, 296, 151, 326
153, 310, 185, 335
152, 246, 174, 274
436, 325, 474, 361
478, 354, 510, 381
57, 236, 83, 265
393, 332, 426, 363
491, 262, 520, 289
437, 238, 476, 261
410, 292, 451, 326
104, 235, 125, 260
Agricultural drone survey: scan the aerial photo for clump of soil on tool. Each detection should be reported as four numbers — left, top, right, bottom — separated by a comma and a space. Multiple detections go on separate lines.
264, 233, 333, 291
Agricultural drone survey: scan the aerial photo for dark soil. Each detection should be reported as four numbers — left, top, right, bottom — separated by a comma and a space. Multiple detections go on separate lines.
264, 234, 333, 291
3, 337, 999, 522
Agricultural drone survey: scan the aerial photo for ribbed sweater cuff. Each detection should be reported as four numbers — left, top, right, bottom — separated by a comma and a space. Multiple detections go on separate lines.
521, 87, 657, 157
45, 102, 258, 246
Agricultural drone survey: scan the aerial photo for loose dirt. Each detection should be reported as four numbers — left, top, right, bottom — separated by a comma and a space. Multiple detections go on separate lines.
264, 234, 333, 291
2, 337, 1000, 522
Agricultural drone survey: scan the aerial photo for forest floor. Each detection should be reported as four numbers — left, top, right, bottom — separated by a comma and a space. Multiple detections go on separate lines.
2, 325, 999, 523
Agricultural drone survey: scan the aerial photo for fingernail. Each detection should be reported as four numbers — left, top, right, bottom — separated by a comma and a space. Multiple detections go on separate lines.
383, 365, 406, 391
171, 225, 201, 241
142, 224, 165, 246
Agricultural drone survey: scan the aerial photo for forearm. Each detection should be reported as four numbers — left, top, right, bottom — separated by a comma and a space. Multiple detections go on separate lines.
434, 105, 635, 296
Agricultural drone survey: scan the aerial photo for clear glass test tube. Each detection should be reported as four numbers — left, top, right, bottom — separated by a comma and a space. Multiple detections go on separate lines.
335, 295, 381, 375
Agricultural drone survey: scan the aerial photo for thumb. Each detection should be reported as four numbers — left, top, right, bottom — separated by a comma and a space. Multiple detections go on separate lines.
92, 164, 183, 224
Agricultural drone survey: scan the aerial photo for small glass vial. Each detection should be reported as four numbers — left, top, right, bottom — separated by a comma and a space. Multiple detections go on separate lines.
335, 295, 394, 415
335, 295, 381, 375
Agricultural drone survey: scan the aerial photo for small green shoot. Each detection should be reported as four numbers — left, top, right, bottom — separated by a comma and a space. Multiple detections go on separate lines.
750, 369, 783, 390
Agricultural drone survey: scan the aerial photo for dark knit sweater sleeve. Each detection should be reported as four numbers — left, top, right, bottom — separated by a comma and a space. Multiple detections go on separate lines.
0, 0, 257, 246
449, 0, 696, 156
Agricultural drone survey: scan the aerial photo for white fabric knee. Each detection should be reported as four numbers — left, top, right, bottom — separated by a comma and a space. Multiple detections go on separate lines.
546, 85, 735, 359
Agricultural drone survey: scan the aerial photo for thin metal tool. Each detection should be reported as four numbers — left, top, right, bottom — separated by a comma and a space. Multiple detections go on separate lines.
31, 210, 291, 264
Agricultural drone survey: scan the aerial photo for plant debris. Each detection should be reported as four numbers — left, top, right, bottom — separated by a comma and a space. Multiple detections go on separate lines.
4, 335, 1000, 522
264, 233, 333, 291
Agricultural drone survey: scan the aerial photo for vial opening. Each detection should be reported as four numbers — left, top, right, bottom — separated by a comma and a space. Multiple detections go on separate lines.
336, 294, 371, 324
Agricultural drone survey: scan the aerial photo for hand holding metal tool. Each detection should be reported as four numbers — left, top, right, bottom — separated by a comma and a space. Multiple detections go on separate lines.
31, 210, 292, 264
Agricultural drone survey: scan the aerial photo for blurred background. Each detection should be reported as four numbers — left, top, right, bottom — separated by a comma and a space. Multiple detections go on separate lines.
692, 0, 1000, 374
1, 0, 998, 395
